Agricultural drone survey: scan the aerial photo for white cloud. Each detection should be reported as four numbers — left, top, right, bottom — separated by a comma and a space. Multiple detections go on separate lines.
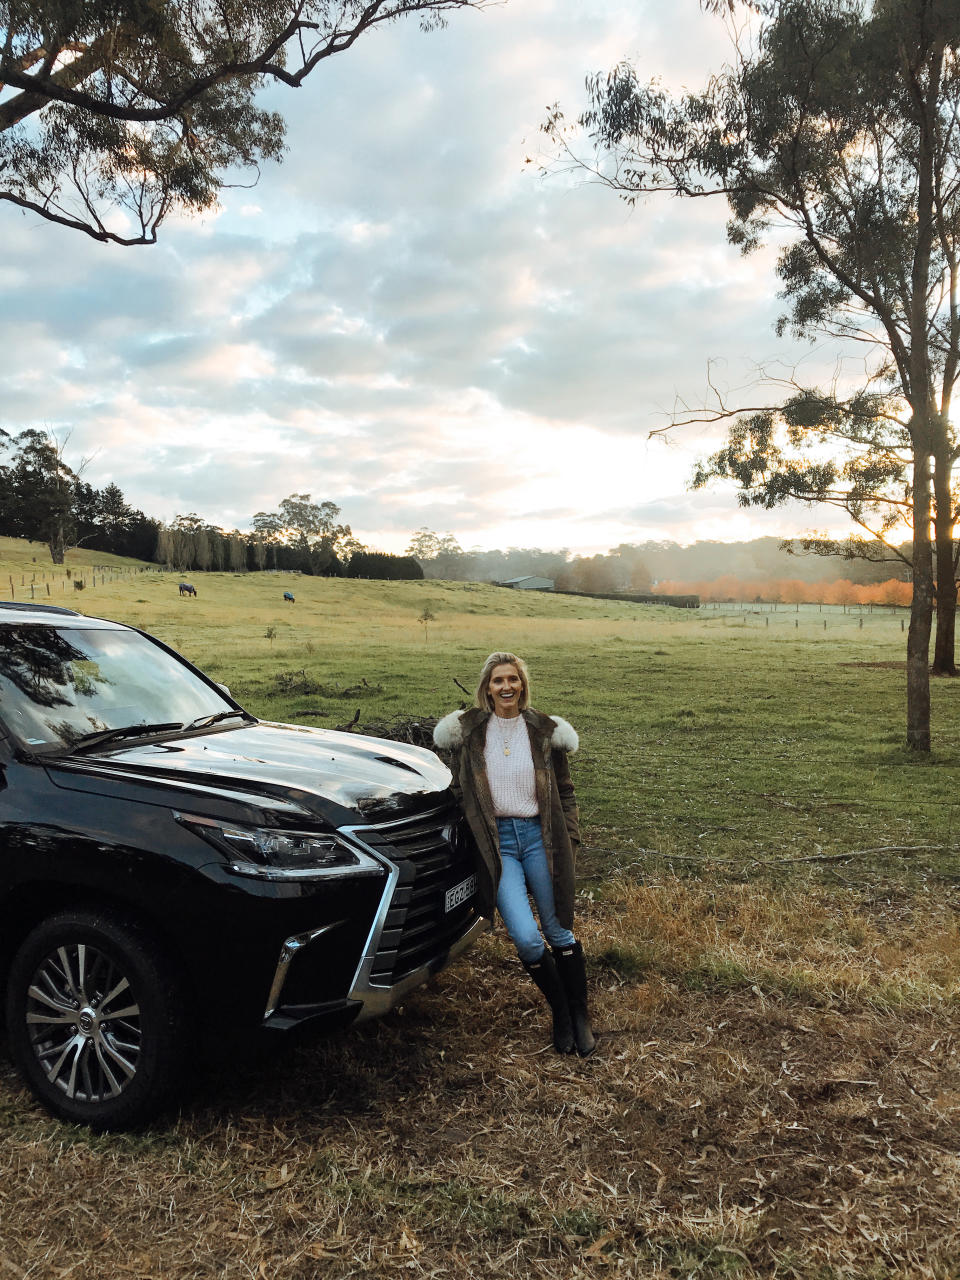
0, 0, 856, 554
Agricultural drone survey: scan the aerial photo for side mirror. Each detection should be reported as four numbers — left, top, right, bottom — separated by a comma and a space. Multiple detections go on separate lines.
216, 682, 231, 698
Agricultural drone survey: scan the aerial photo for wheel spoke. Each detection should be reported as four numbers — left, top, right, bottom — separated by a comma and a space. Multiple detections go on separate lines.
37, 963, 70, 1008
92, 1042, 124, 1097
97, 1034, 136, 1086
56, 946, 82, 1002
100, 976, 137, 1021
26, 982, 74, 1017
42, 1032, 81, 1085
76, 943, 88, 999
103, 1004, 140, 1023
78, 1041, 97, 1101
104, 1029, 140, 1052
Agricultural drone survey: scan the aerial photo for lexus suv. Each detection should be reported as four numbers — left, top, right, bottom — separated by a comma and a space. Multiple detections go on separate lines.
0, 602, 484, 1129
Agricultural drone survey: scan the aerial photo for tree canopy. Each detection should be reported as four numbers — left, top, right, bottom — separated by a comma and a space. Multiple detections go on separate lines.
0, 0, 483, 244
0, 427, 158, 561
549, 0, 960, 749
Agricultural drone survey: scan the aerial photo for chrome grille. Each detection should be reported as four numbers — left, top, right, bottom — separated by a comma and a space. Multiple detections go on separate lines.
347, 808, 479, 985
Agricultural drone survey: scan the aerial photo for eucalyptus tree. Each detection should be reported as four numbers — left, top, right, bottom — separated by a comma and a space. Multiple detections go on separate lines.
0, 428, 78, 563
1, 0, 484, 245
549, 0, 960, 749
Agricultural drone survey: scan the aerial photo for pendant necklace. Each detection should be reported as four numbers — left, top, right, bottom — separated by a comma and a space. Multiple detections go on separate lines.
497, 715, 518, 756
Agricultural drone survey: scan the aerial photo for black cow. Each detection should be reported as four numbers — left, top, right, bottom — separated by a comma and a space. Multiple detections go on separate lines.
178, 583, 197, 597
283, 591, 295, 603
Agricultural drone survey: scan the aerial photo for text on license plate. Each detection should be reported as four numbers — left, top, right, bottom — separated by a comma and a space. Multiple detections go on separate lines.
445, 873, 477, 912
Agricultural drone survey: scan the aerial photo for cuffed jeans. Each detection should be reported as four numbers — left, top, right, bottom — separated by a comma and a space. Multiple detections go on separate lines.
496, 816, 577, 963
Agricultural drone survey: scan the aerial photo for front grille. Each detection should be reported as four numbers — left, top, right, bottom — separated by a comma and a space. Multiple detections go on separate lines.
349, 808, 479, 985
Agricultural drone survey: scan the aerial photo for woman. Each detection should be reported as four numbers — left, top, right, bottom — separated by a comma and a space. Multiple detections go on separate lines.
434, 652, 596, 1056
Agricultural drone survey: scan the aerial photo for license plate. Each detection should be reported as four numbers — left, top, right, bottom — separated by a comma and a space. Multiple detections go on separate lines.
445, 873, 477, 912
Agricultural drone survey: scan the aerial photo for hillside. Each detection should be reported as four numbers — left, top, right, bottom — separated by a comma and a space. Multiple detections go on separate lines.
0, 535, 153, 605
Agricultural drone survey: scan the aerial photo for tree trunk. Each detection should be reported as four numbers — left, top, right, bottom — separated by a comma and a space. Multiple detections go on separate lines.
47, 527, 66, 565
907, 440, 934, 750
932, 433, 958, 675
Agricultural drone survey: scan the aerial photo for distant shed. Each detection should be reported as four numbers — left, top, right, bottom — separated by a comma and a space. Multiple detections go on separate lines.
498, 575, 555, 592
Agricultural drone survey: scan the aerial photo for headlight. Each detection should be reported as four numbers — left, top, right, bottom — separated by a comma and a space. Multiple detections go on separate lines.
174, 812, 375, 879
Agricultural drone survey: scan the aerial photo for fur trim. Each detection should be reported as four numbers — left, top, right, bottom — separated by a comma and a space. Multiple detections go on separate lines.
433, 708, 578, 753
547, 715, 579, 753
433, 709, 466, 749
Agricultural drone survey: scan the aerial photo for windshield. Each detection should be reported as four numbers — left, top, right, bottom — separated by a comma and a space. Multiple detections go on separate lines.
0, 625, 235, 753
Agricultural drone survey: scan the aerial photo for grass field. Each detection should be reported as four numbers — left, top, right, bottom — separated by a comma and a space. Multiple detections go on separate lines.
2, 551, 960, 1278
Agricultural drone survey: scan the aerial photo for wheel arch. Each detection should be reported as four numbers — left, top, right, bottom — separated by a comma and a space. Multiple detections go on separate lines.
0, 881, 195, 1012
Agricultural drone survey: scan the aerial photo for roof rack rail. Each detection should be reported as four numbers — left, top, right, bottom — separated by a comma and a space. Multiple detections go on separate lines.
0, 601, 79, 616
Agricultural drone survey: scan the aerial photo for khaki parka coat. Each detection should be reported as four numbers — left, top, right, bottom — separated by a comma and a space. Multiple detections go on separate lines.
433, 706, 581, 929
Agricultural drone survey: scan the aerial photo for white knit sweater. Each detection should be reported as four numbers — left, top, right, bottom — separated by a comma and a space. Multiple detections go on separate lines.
484, 714, 538, 817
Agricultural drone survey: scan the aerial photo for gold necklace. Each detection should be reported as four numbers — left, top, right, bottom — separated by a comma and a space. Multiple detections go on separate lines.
496, 714, 520, 756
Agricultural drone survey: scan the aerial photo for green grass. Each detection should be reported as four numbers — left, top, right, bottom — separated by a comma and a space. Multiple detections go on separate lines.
23, 555, 954, 885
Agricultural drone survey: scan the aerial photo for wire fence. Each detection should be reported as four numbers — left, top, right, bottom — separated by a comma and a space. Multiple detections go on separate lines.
4, 564, 162, 601
700, 599, 910, 632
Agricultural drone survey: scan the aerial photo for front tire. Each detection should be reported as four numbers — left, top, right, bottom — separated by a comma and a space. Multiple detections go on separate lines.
6, 909, 187, 1130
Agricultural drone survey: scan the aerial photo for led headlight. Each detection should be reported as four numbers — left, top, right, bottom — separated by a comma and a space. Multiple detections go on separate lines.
175, 812, 368, 878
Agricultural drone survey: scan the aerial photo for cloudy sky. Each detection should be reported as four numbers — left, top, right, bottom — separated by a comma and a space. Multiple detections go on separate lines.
2, 0, 856, 556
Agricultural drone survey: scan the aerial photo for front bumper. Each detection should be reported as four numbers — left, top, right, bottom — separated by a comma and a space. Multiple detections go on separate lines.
261, 806, 486, 1030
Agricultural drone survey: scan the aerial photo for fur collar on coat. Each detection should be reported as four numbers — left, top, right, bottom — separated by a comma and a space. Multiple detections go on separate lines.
433, 707, 579, 754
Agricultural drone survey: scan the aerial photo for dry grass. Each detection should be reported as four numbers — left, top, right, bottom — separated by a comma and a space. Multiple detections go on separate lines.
594, 872, 960, 1009
3, 881, 960, 1279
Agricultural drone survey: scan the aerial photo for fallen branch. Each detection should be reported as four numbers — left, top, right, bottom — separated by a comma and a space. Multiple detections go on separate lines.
595, 845, 957, 868
758, 845, 953, 865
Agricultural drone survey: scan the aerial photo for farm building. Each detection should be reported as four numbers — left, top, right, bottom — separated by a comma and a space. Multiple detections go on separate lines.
498, 575, 555, 592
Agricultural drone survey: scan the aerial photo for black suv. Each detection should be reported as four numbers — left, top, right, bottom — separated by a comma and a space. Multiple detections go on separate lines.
0, 602, 483, 1128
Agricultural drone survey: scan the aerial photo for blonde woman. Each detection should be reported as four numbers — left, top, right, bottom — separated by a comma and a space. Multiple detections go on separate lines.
434, 652, 595, 1056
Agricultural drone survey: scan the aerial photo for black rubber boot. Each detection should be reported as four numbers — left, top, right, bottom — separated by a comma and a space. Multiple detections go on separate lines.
553, 941, 597, 1057
522, 950, 575, 1054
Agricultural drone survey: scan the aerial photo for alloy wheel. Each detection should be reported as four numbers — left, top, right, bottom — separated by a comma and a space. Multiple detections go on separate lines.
25, 942, 142, 1103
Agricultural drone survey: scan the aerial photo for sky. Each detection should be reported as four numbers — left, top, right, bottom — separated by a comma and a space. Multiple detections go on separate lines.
1, 0, 861, 557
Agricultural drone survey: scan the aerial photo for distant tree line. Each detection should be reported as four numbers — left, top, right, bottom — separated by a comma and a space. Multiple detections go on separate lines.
3, 430, 931, 593
404, 530, 918, 592
155, 497, 429, 579
0, 431, 423, 581
346, 552, 423, 581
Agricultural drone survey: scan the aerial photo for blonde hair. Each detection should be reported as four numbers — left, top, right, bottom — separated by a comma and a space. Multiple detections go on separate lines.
474, 651, 531, 712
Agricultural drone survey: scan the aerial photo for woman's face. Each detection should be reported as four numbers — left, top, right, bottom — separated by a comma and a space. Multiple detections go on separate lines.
488, 663, 523, 717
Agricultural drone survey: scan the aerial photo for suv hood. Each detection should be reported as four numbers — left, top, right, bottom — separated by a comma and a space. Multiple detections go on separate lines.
46, 721, 451, 825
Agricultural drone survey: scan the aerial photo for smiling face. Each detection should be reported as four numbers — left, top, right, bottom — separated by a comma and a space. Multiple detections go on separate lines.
487, 662, 524, 718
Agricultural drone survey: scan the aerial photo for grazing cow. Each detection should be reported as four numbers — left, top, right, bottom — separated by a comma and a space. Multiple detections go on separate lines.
283, 591, 295, 603
179, 582, 197, 597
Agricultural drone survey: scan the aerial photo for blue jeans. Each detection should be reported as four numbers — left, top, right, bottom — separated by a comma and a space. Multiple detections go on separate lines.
496, 817, 577, 963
